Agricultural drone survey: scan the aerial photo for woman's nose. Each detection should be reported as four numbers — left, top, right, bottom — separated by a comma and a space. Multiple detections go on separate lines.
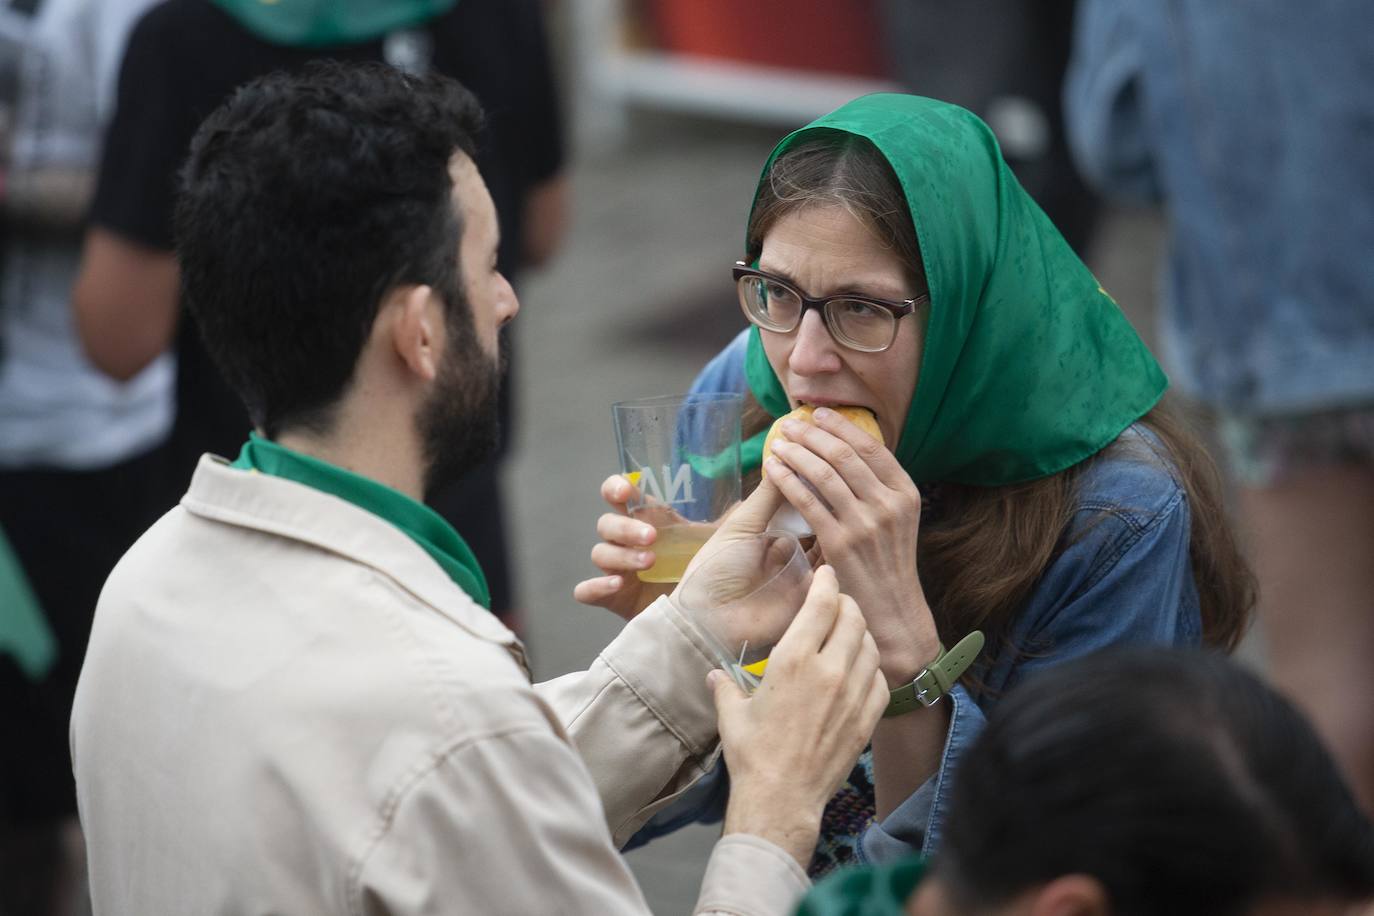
787, 309, 842, 376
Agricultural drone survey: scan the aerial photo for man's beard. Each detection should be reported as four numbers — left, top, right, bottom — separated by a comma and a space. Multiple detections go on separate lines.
418, 324, 507, 502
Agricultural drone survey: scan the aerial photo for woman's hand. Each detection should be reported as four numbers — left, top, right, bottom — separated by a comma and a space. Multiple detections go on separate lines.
764, 407, 941, 685
573, 475, 674, 621
574, 473, 786, 621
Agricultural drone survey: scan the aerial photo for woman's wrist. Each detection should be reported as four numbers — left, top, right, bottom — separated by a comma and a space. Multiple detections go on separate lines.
872, 607, 942, 688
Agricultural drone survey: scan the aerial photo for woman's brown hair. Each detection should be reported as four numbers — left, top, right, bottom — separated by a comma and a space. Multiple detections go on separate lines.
742, 134, 1255, 660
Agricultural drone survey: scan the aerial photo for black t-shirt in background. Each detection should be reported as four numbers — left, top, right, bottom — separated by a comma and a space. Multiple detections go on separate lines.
90, 0, 564, 479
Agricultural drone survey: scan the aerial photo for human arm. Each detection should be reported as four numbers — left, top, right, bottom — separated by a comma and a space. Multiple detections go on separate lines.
407, 568, 884, 914
72, 6, 189, 381
521, 173, 568, 268
1062, 0, 1162, 202
763, 408, 947, 820
351, 724, 810, 916
72, 227, 179, 381
859, 457, 1201, 859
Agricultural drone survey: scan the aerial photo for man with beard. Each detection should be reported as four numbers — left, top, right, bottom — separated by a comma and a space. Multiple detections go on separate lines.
68, 63, 888, 915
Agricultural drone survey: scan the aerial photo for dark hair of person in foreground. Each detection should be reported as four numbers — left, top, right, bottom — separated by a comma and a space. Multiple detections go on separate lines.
933, 648, 1374, 915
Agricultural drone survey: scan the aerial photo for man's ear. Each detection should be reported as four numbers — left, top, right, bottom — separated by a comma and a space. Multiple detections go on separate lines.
1026, 875, 1111, 916
388, 284, 443, 382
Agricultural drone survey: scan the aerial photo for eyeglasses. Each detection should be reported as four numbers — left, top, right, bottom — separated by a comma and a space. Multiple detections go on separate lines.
733, 263, 929, 353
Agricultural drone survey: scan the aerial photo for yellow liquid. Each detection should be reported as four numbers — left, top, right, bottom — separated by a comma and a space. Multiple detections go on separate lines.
637, 525, 712, 584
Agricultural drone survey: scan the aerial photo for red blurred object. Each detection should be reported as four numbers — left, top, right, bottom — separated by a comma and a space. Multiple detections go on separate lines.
646, 0, 887, 78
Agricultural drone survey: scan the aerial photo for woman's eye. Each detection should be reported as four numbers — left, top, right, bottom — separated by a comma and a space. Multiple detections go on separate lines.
840, 299, 880, 318
764, 282, 793, 300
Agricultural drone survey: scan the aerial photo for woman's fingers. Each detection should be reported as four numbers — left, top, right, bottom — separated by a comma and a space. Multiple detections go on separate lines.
764, 455, 840, 538
778, 417, 884, 501
573, 575, 625, 608
590, 541, 654, 574
596, 511, 656, 548
601, 473, 640, 511
809, 408, 912, 493
768, 435, 858, 523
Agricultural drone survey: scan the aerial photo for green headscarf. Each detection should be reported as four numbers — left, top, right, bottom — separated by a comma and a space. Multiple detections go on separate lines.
210, 0, 456, 47
742, 94, 1166, 486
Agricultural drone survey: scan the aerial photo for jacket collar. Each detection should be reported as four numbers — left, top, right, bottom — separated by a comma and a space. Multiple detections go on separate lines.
180, 455, 527, 674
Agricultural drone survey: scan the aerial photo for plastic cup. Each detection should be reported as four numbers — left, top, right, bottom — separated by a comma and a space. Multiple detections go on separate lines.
612, 393, 742, 583
673, 530, 812, 693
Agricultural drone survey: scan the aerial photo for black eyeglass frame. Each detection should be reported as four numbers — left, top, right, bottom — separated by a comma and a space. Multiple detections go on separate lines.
732, 262, 931, 353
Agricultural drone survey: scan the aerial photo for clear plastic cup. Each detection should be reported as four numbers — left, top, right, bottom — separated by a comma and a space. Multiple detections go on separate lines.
673, 530, 812, 693
612, 393, 742, 583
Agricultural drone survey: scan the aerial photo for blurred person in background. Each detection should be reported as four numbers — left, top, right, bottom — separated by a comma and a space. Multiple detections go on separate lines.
798, 648, 1374, 916
0, 0, 168, 912
1064, 0, 1374, 814
877, 0, 1100, 256
72, 0, 567, 632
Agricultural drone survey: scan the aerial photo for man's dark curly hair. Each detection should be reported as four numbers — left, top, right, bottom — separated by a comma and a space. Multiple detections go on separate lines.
175, 61, 485, 437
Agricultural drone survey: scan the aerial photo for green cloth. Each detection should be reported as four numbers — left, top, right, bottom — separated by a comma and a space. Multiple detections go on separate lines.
0, 525, 56, 681
743, 93, 1167, 486
210, 0, 456, 47
231, 434, 491, 608
796, 856, 928, 916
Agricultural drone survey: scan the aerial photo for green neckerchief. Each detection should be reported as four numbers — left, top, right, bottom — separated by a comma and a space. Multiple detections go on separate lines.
743, 93, 1167, 486
210, 0, 456, 47
0, 525, 56, 681
796, 856, 927, 916
231, 434, 490, 609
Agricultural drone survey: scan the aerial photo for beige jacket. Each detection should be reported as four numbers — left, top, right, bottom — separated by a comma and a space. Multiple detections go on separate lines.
71, 457, 808, 915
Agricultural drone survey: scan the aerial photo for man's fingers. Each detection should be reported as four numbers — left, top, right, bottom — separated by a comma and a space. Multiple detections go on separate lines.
819, 593, 869, 667
720, 473, 786, 535
773, 565, 840, 659
708, 668, 746, 717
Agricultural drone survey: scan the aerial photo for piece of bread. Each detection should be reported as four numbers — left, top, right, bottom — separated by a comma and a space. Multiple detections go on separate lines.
762, 404, 881, 477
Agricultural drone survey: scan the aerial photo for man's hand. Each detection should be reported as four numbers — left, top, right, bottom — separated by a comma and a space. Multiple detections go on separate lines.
712, 565, 888, 868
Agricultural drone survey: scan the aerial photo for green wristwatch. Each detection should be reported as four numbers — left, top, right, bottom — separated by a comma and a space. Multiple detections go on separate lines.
883, 631, 985, 717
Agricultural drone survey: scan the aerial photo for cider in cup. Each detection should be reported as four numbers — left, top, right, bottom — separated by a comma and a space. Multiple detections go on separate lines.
612, 393, 743, 584
633, 521, 714, 584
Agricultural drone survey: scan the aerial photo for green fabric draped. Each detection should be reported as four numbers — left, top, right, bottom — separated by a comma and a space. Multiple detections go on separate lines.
231, 434, 491, 608
742, 93, 1167, 486
0, 525, 56, 681
796, 856, 927, 916
210, 0, 456, 47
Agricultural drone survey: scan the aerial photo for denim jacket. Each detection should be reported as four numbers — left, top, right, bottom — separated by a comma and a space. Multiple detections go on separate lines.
626, 330, 1202, 861
1063, 0, 1374, 415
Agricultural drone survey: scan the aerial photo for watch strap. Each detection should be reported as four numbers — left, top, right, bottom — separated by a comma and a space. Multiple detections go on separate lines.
883, 630, 985, 717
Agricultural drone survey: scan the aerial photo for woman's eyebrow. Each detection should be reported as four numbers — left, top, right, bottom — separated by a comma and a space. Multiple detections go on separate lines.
756, 263, 911, 300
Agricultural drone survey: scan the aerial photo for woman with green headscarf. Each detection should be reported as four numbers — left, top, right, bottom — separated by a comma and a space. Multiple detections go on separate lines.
576, 94, 1255, 875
